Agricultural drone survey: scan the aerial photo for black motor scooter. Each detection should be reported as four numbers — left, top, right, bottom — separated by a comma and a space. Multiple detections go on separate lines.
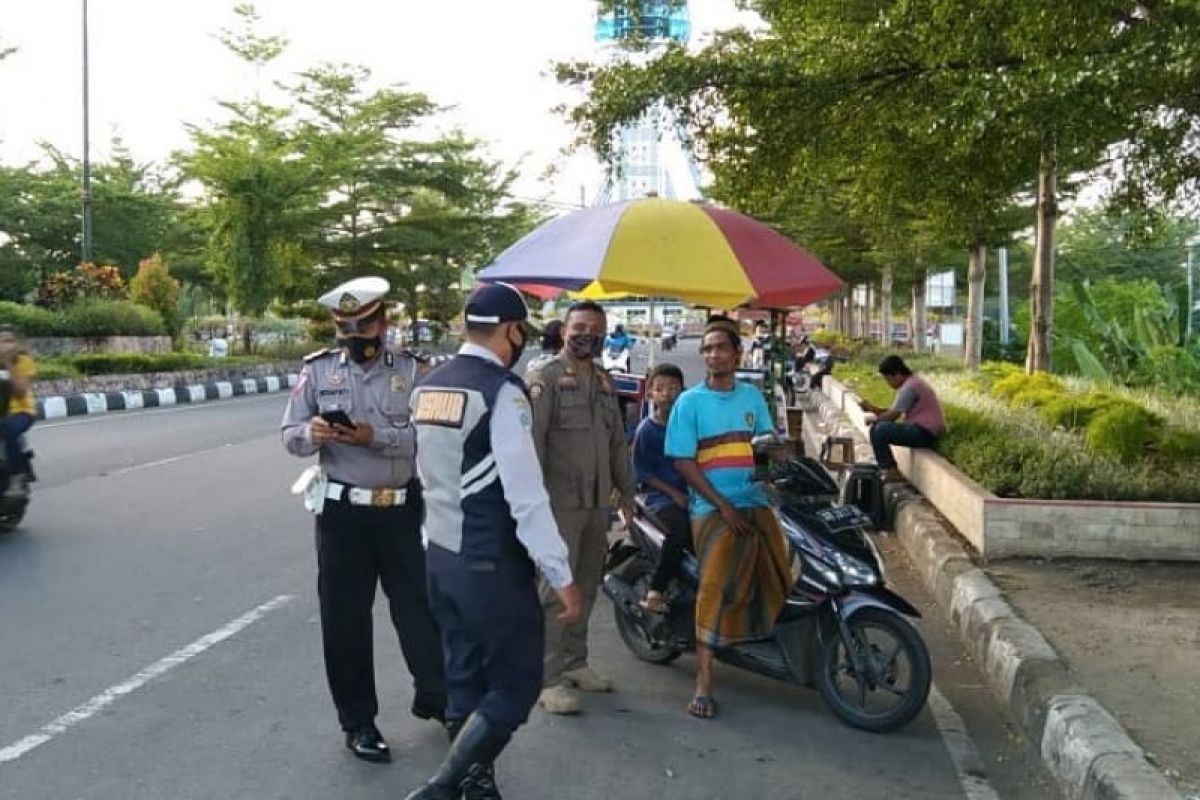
0, 372, 34, 533
603, 451, 931, 732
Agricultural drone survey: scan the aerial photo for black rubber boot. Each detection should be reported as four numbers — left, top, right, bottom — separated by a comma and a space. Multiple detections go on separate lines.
403, 713, 511, 800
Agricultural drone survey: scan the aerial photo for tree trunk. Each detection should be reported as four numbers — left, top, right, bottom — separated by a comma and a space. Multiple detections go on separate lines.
912, 265, 928, 353
964, 240, 987, 370
1027, 141, 1058, 374
881, 266, 894, 348
859, 285, 870, 340
844, 294, 856, 339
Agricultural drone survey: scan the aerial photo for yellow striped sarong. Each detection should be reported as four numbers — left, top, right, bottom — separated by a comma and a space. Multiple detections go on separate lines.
691, 507, 794, 648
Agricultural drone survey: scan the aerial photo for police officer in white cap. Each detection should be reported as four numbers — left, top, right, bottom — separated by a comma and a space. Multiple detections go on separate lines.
281, 276, 446, 763
404, 282, 581, 799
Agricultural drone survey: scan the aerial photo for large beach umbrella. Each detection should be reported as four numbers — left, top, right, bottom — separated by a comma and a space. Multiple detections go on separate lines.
478, 197, 844, 308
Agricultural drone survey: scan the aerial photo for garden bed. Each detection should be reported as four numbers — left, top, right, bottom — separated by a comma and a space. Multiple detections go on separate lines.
820, 373, 1200, 560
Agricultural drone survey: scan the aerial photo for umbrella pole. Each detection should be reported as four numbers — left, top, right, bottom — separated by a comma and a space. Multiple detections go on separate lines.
647, 298, 656, 370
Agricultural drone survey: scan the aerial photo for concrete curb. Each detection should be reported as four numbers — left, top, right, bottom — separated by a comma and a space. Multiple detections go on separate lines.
801, 387, 1183, 800
35, 373, 300, 421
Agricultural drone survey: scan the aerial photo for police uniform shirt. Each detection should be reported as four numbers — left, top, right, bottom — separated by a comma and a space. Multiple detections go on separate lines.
281, 349, 419, 489
418, 343, 572, 589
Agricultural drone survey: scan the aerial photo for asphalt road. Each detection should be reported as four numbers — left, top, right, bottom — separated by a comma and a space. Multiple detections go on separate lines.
0, 344, 1058, 799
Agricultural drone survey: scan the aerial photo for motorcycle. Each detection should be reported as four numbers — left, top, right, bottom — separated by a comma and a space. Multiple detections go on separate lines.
603, 449, 931, 733
0, 372, 34, 533
660, 330, 677, 352
602, 345, 632, 374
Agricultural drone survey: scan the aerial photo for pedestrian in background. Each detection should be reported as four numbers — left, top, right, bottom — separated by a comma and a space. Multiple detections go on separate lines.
527, 300, 637, 715
406, 282, 582, 799
281, 276, 445, 763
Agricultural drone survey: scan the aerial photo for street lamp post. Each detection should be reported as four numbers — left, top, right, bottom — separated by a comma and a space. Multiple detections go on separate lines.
1187, 239, 1196, 341
81, 0, 94, 263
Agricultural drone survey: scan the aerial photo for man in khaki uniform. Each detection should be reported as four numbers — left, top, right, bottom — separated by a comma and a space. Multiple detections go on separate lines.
528, 300, 636, 715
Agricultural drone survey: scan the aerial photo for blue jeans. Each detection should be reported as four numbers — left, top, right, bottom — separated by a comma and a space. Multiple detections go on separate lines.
2, 413, 34, 474
869, 421, 936, 469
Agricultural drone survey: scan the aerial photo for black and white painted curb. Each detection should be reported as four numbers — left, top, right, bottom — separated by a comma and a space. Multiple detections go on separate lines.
801, 387, 1183, 800
36, 374, 300, 421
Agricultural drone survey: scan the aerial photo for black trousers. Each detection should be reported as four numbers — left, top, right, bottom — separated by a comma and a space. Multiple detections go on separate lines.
649, 504, 693, 593
426, 545, 544, 736
315, 482, 445, 732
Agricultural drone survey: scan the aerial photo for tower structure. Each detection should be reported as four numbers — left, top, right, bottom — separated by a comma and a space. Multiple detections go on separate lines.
593, 1, 705, 204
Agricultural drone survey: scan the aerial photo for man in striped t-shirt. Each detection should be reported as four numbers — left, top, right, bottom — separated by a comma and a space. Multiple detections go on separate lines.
665, 317, 793, 720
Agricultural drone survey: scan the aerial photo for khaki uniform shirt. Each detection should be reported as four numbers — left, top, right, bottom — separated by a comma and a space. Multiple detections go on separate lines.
527, 354, 636, 511
280, 348, 420, 489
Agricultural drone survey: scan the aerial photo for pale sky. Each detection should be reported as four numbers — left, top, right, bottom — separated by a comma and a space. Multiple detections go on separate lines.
0, 0, 758, 207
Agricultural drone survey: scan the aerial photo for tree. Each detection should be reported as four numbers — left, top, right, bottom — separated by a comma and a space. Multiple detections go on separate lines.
564, 1, 1200, 373
179, 3, 317, 347
130, 254, 182, 337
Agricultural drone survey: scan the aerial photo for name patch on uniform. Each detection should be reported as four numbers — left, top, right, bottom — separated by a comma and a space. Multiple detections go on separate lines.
413, 390, 467, 428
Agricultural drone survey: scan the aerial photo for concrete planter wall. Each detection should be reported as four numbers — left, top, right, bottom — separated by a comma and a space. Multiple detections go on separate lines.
821, 376, 1200, 561
34, 360, 299, 397
28, 336, 173, 356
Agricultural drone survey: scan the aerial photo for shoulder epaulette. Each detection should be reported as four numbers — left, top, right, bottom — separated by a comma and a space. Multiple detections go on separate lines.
303, 348, 333, 363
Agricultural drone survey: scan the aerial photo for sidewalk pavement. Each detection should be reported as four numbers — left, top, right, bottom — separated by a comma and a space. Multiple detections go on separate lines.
36, 373, 300, 420
801, 385, 1189, 800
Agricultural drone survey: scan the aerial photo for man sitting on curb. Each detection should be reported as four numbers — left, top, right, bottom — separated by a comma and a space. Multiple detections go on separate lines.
858, 355, 945, 481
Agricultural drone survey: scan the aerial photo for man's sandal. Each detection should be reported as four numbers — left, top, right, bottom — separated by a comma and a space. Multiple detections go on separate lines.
688, 695, 718, 719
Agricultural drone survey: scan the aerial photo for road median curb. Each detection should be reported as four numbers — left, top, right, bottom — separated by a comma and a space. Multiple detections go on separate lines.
35, 373, 300, 420
802, 387, 1182, 800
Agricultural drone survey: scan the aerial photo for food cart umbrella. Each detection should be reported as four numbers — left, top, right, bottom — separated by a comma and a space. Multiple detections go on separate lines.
478, 197, 844, 309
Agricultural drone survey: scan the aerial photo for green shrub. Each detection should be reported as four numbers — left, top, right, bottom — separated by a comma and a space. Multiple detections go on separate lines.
1132, 346, 1200, 394
1009, 387, 1061, 409
1085, 404, 1163, 461
308, 319, 336, 342
991, 370, 1062, 402
1038, 392, 1126, 430
62, 352, 261, 375
33, 359, 82, 380
1158, 428, 1200, 462
0, 302, 67, 336
63, 301, 167, 337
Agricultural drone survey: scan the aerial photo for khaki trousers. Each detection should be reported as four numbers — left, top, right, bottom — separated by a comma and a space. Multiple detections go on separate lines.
540, 507, 610, 687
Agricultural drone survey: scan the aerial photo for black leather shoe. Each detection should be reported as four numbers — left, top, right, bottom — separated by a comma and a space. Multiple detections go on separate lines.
345, 727, 391, 763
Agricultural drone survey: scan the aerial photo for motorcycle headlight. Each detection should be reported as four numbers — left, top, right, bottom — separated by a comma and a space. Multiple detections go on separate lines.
819, 542, 877, 587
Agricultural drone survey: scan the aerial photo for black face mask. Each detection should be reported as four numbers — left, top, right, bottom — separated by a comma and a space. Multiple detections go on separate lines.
337, 335, 383, 364
506, 326, 527, 369
567, 333, 601, 359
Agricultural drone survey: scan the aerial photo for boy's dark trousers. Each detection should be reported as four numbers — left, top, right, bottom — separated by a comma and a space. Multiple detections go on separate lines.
648, 504, 693, 593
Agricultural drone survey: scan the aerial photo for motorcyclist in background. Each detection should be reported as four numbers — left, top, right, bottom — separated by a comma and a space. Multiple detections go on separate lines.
0, 326, 37, 498
605, 324, 634, 354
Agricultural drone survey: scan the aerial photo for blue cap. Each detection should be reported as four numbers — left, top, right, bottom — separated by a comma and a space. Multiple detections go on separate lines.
465, 282, 528, 324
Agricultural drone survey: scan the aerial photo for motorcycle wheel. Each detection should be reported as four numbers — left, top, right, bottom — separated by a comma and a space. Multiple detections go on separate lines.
813, 607, 931, 733
613, 570, 682, 665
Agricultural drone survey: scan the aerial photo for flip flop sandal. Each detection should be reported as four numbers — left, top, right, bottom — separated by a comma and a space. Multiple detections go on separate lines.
688, 695, 718, 719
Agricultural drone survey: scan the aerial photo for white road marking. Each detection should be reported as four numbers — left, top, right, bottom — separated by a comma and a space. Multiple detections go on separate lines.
929, 684, 1002, 800
0, 594, 294, 766
106, 443, 235, 476
36, 393, 283, 430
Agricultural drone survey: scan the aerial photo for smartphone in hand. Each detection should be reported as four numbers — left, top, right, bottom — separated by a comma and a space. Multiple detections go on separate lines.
320, 409, 356, 429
